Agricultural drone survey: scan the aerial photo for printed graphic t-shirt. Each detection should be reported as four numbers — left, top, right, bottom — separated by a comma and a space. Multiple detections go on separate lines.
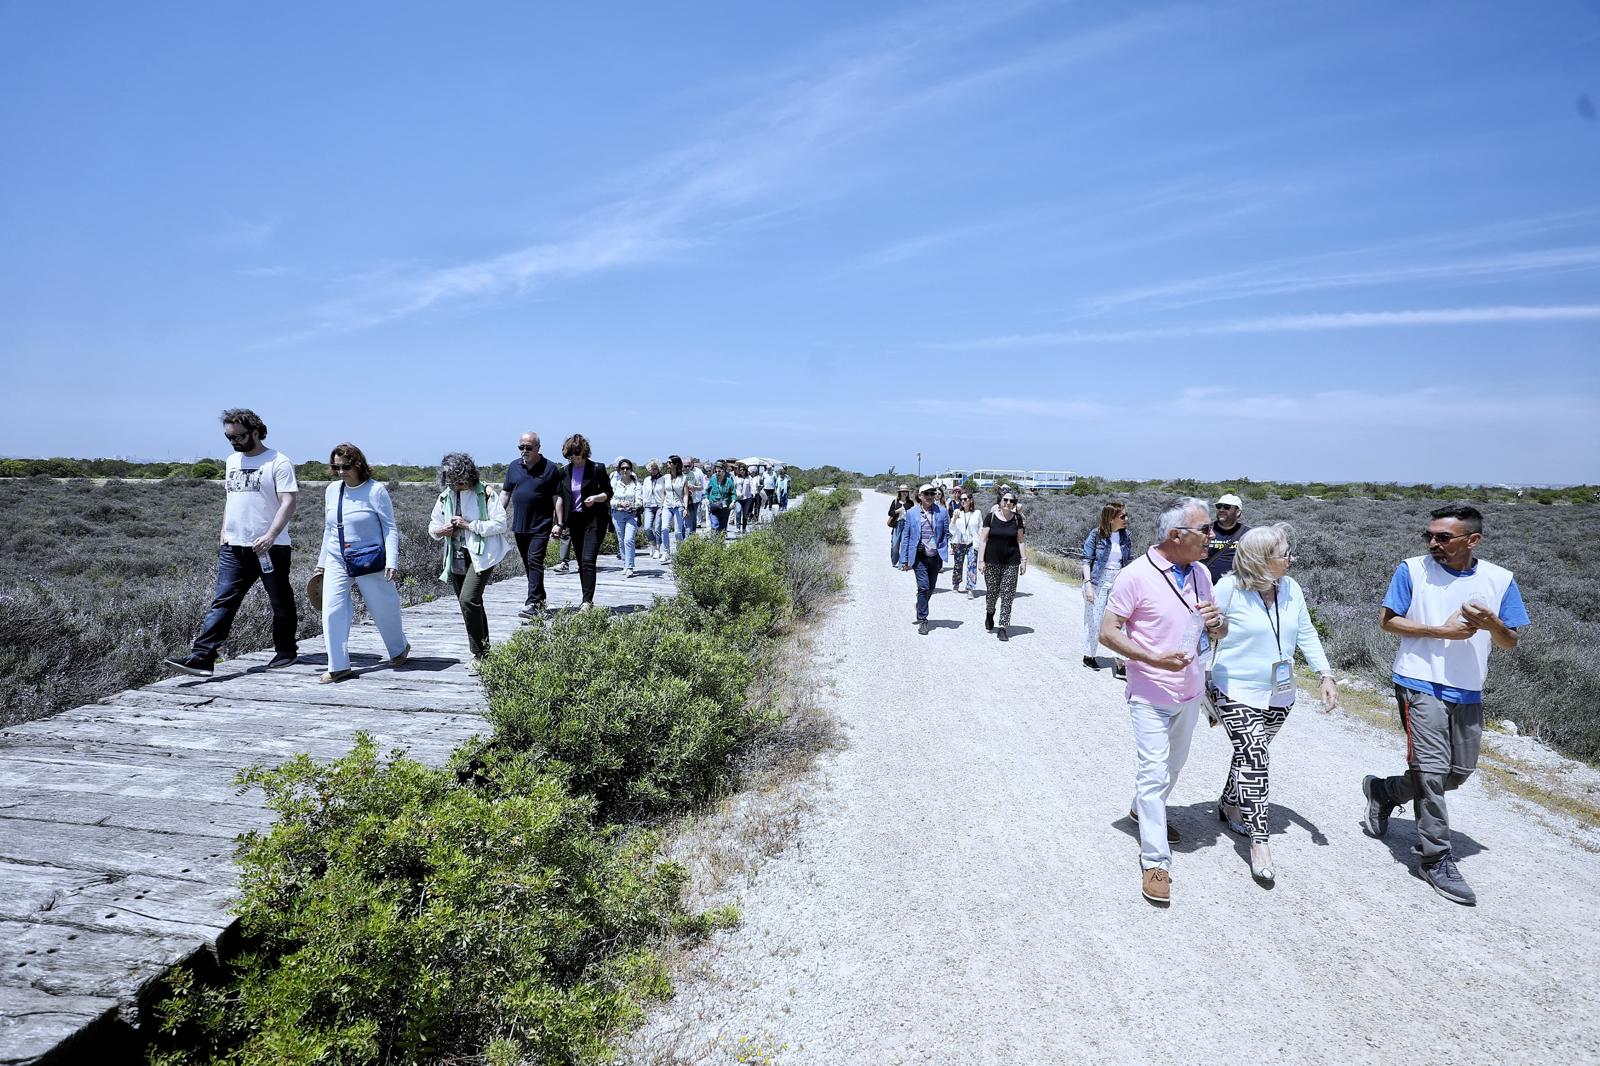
222, 449, 298, 547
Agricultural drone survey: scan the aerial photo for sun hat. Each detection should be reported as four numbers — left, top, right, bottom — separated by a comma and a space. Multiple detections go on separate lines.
1217, 493, 1244, 508
306, 570, 325, 611
919, 483, 935, 494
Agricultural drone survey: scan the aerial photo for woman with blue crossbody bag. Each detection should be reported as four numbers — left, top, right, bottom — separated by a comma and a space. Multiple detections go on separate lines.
314, 442, 409, 683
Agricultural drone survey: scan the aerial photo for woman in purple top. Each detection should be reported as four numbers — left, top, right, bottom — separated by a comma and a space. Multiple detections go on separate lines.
554, 433, 612, 609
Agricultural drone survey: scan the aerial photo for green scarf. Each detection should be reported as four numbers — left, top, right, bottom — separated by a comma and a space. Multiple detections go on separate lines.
438, 483, 490, 581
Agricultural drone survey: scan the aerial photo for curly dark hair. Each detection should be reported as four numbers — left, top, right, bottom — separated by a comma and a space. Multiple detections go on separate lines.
562, 433, 592, 460
220, 408, 267, 440
328, 442, 372, 482
437, 452, 480, 489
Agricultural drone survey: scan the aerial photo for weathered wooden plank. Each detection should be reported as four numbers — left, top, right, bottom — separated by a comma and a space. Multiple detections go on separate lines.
0, 984, 123, 1066
0, 757, 263, 808
0, 818, 238, 885
0, 919, 207, 1027
0, 862, 237, 944
0, 791, 269, 839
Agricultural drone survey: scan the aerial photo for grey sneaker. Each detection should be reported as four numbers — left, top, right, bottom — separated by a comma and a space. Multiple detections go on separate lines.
918, 618, 929, 636
1361, 775, 1394, 838
163, 653, 214, 677
1421, 856, 1477, 906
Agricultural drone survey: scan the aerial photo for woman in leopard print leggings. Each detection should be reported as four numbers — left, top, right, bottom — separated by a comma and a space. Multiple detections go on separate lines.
976, 491, 1026, 640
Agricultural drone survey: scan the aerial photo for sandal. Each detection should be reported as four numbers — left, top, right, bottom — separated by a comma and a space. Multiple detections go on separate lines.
319, 669, 354, 684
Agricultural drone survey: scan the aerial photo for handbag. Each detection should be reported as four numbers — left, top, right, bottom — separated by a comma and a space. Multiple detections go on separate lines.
337, 484, 387, 577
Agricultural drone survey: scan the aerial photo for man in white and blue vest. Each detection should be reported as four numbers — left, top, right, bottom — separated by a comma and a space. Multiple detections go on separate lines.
1361, 503, 1529, 906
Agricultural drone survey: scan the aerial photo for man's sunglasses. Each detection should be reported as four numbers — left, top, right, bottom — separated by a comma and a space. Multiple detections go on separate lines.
224, 430, 252, 443
330, 463, 354, 472
1422, 531, 1471, 544
517, 444, 536, 451
1176, 524, 1213, 535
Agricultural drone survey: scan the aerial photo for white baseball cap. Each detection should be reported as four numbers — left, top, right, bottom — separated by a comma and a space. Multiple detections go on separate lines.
1217, 493, 1244, 509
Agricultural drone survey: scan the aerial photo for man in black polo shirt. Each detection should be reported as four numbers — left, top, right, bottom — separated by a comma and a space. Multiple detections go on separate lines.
500, 431, 562, 617
1204, 492, 1251, 583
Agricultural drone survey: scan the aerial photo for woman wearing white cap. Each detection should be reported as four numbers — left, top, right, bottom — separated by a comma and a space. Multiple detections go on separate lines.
1204, 493, 1250, 582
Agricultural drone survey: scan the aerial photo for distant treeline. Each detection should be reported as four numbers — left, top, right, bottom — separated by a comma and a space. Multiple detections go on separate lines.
0, 456, 863, 495
876, 471, 1600, 506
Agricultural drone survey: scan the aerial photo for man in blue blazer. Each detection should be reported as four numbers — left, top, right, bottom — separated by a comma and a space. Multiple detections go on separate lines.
898, 484, 950, 635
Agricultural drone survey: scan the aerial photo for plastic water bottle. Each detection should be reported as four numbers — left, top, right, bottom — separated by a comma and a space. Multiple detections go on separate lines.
1182, 611, 1203, 658
256, 546, 274, 573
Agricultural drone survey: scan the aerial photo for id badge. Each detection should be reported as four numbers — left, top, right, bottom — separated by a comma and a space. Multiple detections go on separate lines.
1269, 659, 1295, 707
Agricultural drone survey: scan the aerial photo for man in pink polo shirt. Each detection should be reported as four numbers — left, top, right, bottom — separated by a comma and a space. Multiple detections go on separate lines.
1100, 497, 1227, 905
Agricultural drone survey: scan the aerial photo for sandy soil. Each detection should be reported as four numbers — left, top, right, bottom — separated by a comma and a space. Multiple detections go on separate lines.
628, 493, 1600, 1065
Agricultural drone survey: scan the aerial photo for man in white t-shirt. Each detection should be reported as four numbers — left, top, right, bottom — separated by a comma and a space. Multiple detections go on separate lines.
164, 408, 300, 676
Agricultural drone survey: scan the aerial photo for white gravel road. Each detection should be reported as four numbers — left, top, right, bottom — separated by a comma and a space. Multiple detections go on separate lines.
630, 493, 1600, 1065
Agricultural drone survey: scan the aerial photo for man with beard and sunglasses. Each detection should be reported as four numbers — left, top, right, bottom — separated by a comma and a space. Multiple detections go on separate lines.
163, 408, 299, 676
1360, 503, 1528, 906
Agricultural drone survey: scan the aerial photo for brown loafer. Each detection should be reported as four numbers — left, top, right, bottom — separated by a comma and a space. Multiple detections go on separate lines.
1141, 866, 1171, 904
390, 644, 410, 667
1129, 807, 1180, 843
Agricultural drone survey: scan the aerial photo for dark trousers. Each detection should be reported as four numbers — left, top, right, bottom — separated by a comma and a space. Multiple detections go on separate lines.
193, 544, 298, 662
568, 514, 605, 603
514, 530, 552, 605
913, 549, 943, 621
448, 564, 494, 658
1371, 685, 1482, 864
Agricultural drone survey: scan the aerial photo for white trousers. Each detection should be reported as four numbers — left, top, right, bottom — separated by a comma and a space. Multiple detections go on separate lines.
1128, 696, 1200, 870
322, 562, 408, 672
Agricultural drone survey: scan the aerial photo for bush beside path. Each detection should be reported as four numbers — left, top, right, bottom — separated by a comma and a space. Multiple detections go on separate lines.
630, 492, 1600, 1064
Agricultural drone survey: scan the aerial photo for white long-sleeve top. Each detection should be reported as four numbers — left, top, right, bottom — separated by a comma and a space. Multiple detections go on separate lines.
949, 509, 983, 545
611, 475, 644, 510
428, 486, 511, 573
319, 480, 400, 571
1210, 574, 1332, 707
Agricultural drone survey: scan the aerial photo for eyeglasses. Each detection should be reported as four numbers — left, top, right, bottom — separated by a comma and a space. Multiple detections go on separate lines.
1000, 497, 1017, 504
517, 444, 536, 452
1176, 524, 1213, 535
223, 430, 252, 443
330, 463, 354, 472
1421, 531, 1471, 544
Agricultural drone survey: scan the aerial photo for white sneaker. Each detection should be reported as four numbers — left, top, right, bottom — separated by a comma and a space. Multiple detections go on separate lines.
624, 567, 634, 578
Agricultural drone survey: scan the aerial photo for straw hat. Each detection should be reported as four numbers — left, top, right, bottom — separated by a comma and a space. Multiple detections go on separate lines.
307, 569, 325, 611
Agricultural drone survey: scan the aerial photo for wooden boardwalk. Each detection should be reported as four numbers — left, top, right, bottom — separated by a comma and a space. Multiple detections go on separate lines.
0, 553, 679, 1064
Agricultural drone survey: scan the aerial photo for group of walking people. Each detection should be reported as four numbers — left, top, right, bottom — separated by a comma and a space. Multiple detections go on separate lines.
892, 484, 1528, 908
162, 409, 791, 686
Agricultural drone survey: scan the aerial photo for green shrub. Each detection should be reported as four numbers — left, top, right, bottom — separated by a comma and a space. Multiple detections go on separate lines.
477, 608, 759, 820
148, 736, 695, 1066
670, 532, 790, 636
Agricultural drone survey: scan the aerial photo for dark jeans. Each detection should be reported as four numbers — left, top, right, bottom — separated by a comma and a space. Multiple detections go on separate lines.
709, 503, 730, 535
514, 530, 552, 605
193, 544, 298, 662
913, 549, 943, 621
568, 514, 605, 603
448, 564, 494, 659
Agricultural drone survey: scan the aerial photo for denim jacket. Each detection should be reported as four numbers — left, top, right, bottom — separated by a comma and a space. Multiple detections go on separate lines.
1082, 528, 1133, 585
898, 504, 950, 566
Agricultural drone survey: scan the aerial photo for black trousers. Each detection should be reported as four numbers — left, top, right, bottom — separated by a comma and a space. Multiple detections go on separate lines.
568, 514, 605, 604
514, 530, 552, 605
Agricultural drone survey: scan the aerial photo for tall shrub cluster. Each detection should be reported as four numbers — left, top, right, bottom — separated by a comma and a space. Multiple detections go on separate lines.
146, 489, 858, 1065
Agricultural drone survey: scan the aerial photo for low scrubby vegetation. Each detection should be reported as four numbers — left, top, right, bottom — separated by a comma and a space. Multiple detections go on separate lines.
144, 488, 858, 1065
1012, 489, 1600, 763
0, 478, 642, 728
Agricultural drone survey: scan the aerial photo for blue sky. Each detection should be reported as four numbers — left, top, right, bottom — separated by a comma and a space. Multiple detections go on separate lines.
3, 0, 1598, 484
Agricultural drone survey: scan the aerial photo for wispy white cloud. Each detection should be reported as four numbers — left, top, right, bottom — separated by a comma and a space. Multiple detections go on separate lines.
266, 4, 1182, 344
942, 303, 1600, 349
1074, 210, 1600, 316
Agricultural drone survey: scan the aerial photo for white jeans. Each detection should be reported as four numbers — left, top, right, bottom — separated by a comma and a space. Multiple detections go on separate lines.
1128, 696, 1200, 870
1083, 580, 1114, 656
322, 562, 408, 672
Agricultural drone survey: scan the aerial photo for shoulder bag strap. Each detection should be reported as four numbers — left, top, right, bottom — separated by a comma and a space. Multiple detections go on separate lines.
336, 483, 349, 566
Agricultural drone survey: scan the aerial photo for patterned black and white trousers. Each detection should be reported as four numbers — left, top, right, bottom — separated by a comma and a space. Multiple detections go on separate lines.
983, 563, 1019, 627
1214, 693, 1291, 844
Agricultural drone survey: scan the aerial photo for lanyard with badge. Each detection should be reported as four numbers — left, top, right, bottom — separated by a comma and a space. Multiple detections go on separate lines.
1263, 586, 1295, 707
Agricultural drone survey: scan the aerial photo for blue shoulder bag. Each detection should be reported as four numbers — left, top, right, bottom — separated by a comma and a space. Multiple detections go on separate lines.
338, 484, 387, 576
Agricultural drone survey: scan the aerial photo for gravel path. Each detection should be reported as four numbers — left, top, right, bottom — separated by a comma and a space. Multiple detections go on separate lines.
631, 493, 1600, 1065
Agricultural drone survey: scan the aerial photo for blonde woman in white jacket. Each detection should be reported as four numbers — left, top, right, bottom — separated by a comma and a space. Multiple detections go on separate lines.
428, 452, 510, 672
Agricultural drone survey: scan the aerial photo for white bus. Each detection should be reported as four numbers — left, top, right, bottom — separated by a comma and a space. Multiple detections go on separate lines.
971, 468, 1030, 489
1030, 469, 1078, 490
